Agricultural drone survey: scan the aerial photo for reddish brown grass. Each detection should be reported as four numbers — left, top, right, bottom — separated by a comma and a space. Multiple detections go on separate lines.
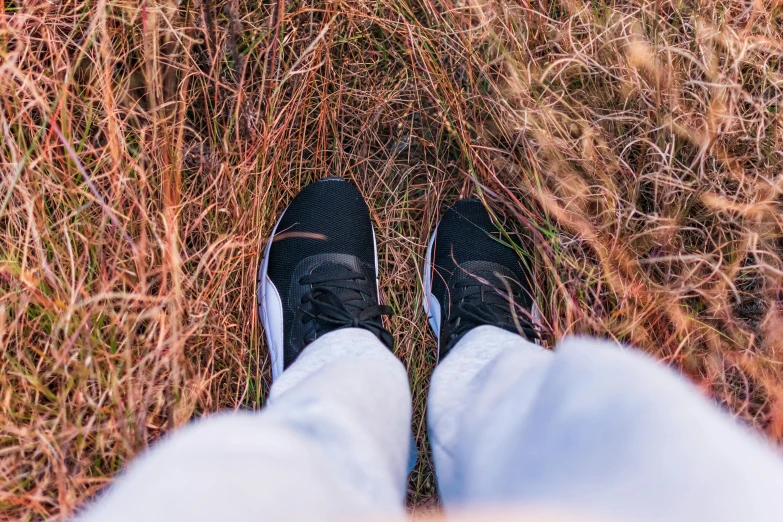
1, 0, 782, 519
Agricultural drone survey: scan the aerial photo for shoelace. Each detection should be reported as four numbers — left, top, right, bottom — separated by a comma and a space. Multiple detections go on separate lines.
299, 267, 394, 348
448, 279, 539, 344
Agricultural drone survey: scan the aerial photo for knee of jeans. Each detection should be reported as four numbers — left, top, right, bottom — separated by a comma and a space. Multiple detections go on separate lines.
557, 336, 675, 381
550, 336, 707, 414
175, 411, 260, 437
142, 411, 306, 464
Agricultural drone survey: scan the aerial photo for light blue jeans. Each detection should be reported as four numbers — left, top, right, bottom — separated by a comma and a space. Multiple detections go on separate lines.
78, 326, 783, 522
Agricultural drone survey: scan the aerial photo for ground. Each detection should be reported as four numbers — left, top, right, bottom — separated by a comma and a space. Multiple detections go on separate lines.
1, 0, 783, 519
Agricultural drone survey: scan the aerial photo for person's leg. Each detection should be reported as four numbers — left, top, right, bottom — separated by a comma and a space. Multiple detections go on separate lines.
79, 329, 410, 522
430, 327, 783, 522
423, 199, 783, 522
78, 178, 411, 522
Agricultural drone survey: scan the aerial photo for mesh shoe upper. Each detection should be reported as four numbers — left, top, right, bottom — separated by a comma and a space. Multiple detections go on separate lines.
426, 199, 537, 359
259, 178, 392, 376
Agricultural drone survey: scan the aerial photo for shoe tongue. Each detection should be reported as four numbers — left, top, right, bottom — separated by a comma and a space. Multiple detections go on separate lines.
310, 261, 368, 313
451, 260, 518, 290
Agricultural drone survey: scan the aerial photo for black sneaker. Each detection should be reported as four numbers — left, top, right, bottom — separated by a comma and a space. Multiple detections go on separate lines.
423, 199, 539, 360
257, 178, 393, 380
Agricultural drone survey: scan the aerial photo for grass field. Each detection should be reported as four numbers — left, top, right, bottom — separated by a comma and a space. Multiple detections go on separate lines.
2, 0, 783, 518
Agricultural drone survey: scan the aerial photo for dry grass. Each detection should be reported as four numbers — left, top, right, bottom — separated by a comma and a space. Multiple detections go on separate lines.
2, 0, 783, 519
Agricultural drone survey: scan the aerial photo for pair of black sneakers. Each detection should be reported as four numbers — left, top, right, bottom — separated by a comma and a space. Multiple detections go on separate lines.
257, 178, 538, 379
